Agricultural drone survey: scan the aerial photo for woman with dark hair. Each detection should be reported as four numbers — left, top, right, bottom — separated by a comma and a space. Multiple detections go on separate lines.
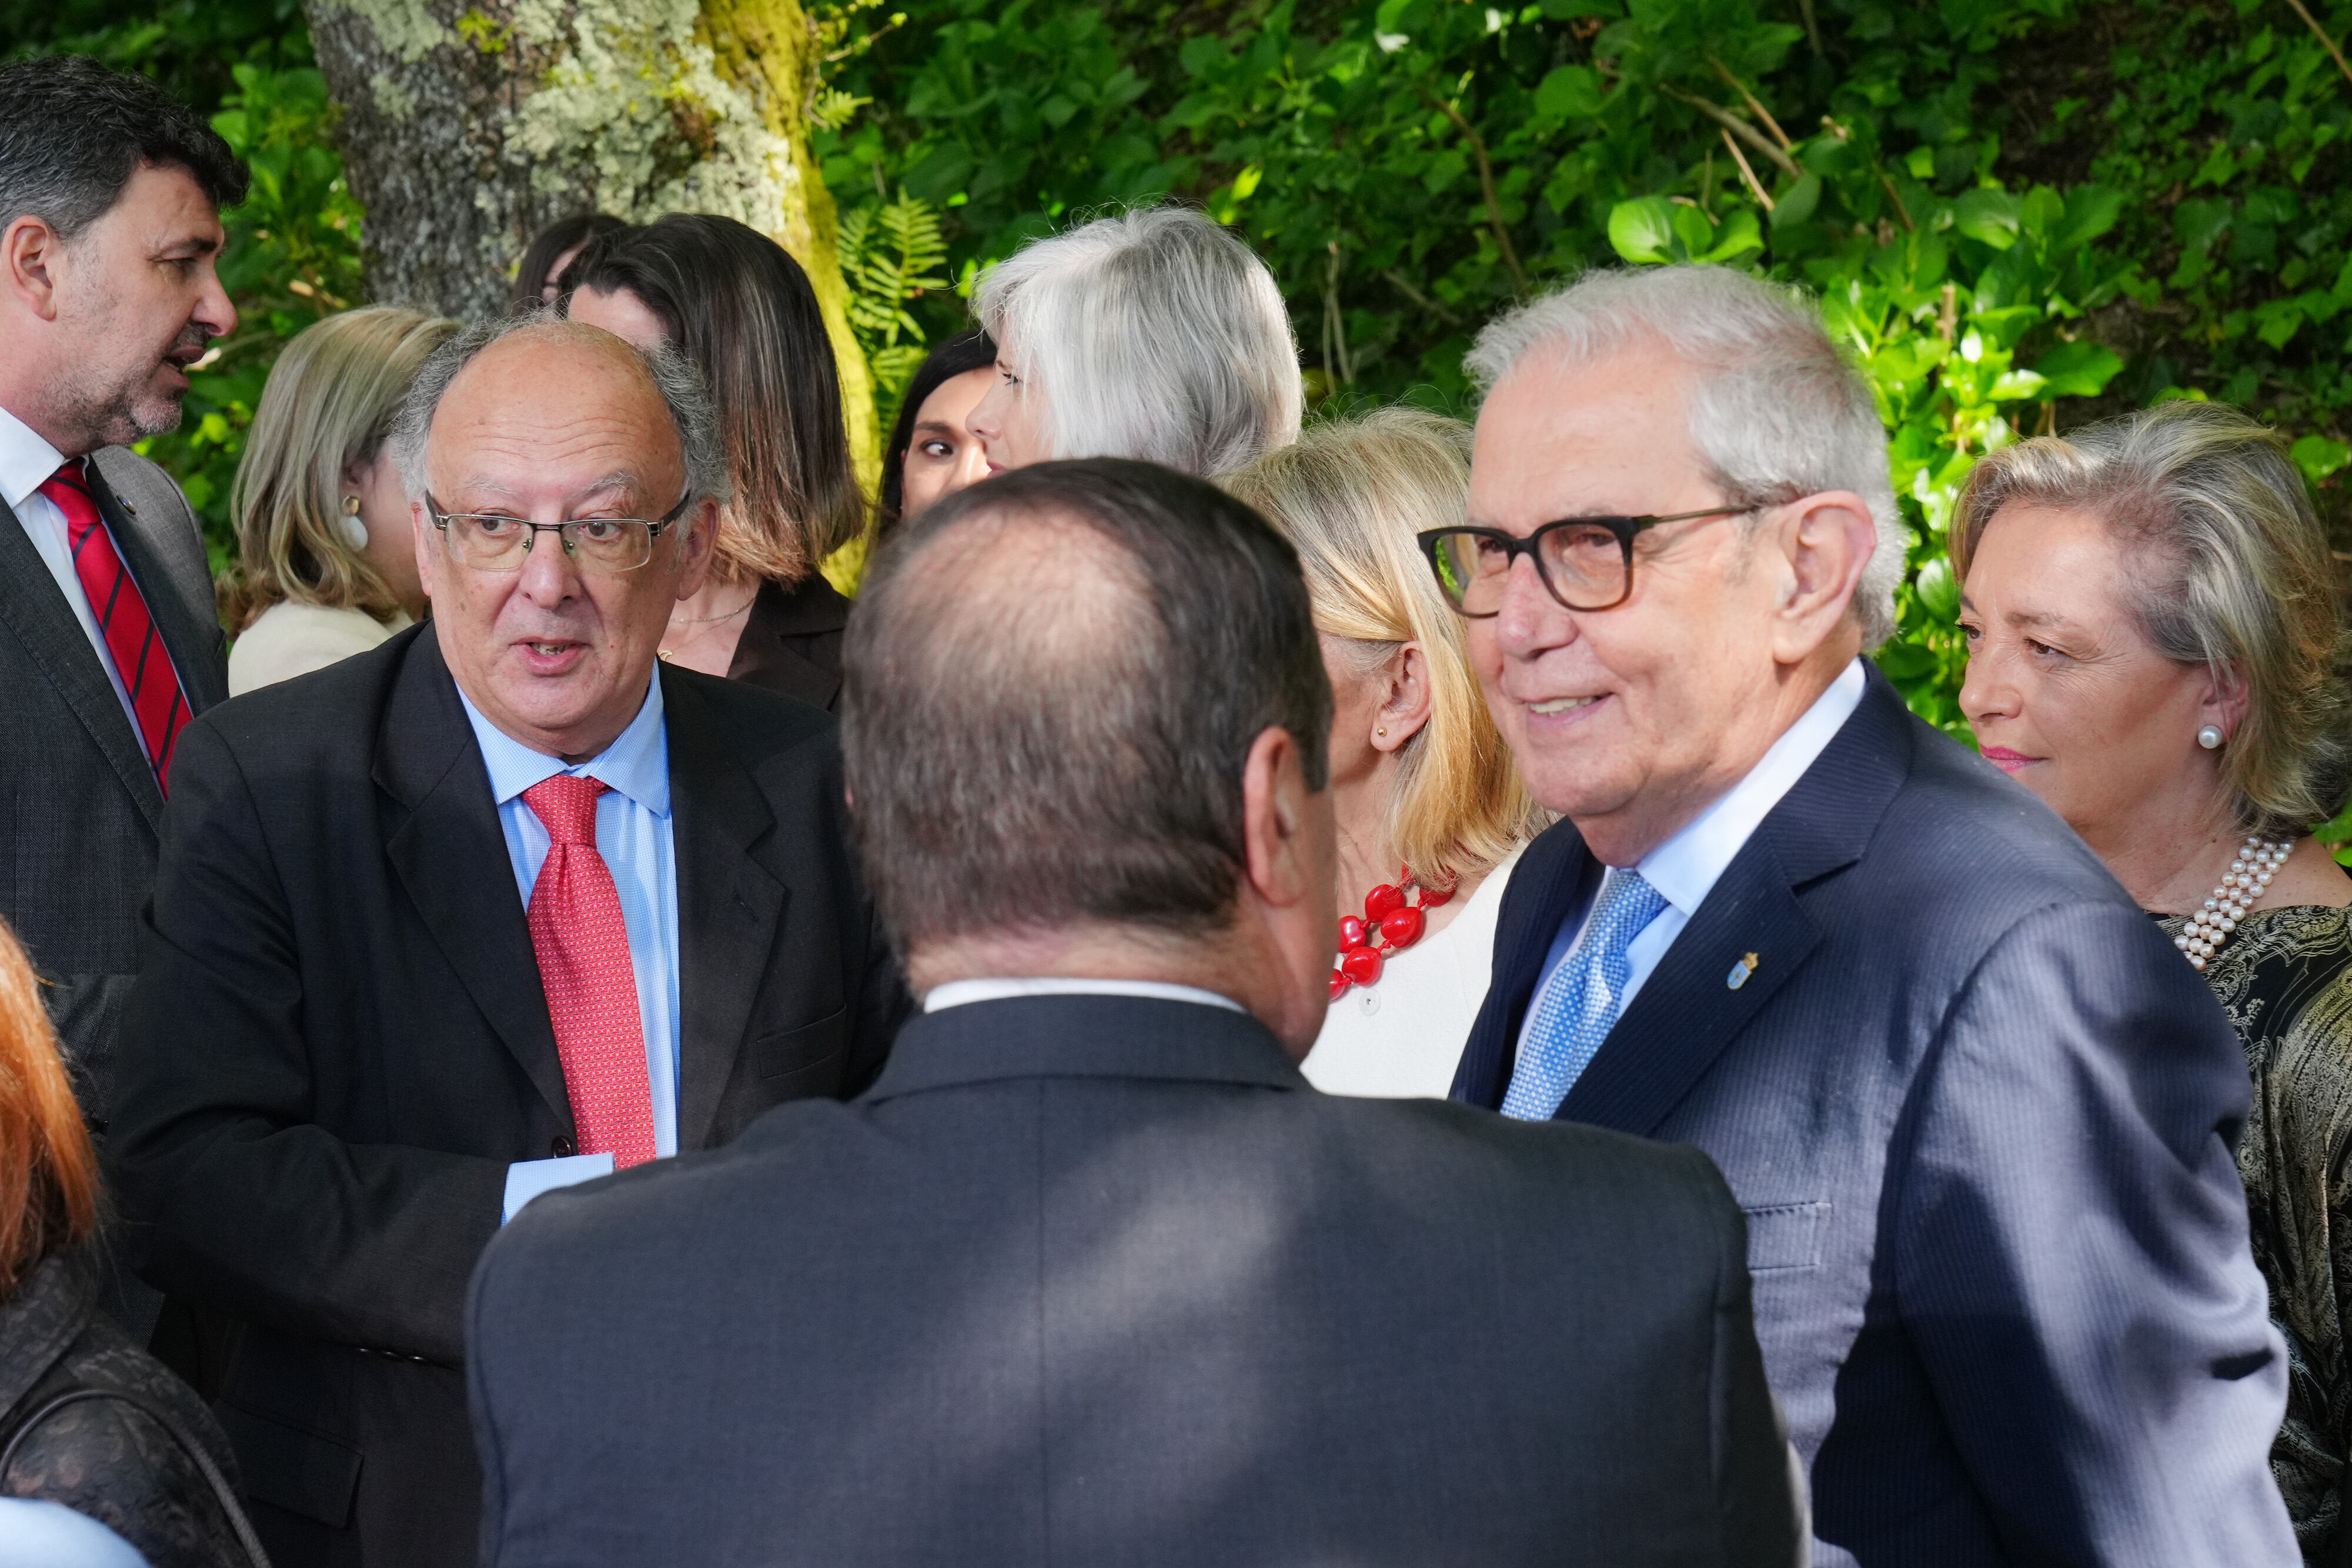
511, 212, 628, 309
0, 916, 263, 1568
566, 214, 866, 708
878, 329, 996, 535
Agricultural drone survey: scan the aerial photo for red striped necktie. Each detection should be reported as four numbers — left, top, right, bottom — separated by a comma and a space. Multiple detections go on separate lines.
36, 459, 191, 794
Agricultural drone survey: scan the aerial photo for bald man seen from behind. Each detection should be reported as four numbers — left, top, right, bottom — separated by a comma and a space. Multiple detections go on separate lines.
466, 457, 1805, 1567
105, 315, 912, 1568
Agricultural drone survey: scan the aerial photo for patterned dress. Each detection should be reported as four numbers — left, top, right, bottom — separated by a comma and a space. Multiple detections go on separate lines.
2159, 904, 2352, 1562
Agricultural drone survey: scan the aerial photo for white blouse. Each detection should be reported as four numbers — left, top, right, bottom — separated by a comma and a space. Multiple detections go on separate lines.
229, 601, 413, 697
1301, 845, 1525, 1099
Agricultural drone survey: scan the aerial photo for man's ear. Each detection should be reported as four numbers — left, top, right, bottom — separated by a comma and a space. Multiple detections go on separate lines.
1, 215, 68, 323
1240, 725, 1315, 911
1767, 490, 1877, 666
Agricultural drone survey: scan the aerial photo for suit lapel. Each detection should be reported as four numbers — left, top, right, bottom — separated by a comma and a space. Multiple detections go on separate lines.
0, 491, 165, 829
374, 627, 571, 1124
664, 671, 789, 1152
86, 463, 227, 714
1552, 666, 1918, 1135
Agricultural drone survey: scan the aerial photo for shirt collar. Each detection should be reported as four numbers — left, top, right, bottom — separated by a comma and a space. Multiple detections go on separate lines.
0, 405, 67, 513
923, 978, 1248, 1015
1636, 657, 1867, 917
455, 666, 670, 817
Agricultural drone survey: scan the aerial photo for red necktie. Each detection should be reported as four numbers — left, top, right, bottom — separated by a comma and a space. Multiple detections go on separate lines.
38, 459, 191, 794
522, 776, 657, 1168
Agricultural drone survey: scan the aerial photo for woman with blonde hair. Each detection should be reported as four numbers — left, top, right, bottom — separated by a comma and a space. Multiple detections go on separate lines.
1954, 399, 2352, 1557
222, 306, 458, 695
1226, 407, 1544, 1095
0, 917, 262, 1567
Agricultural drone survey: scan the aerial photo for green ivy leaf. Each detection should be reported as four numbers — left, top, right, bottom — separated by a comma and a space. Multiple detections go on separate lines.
1912, 556, 1960, 623
2291, 434, 2352, 482
1953, 189, 2020, 250
1607, 196, 1678, 264
2029, 340, 2125, 398
1770, 173, 1822, 229
1532, 64, 1604, 122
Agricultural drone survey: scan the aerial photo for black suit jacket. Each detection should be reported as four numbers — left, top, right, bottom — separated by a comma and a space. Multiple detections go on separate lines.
0, 447, 226, 1124
469, 994, 1802, 1568
1456, 667, 2294, 1566
106, 623, 912, 1568
727, 573, 848, 710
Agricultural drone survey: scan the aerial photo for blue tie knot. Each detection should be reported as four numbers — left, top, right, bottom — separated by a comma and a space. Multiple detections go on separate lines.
1501, 869, 1669, 1122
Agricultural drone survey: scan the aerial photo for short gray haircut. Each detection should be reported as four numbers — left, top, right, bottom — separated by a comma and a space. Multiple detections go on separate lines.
1467, 266, 1904, 648
389, 309, 730, 512
971, 205, 1304, 477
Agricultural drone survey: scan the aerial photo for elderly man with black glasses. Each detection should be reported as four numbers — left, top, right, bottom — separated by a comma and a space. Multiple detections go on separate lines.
105, 314, 910, 1568
1436, 266, 2297, 1567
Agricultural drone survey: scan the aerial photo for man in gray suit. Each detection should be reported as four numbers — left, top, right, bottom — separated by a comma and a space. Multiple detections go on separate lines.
469, 458, 1803, 1567
0, 56, 243, 1332
0, 57, 240, 1120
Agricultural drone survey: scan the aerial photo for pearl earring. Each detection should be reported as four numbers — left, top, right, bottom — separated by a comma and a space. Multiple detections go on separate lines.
1376, 727, 1387, 738
2198, 724, 2224, 750
338, 495, 369, 551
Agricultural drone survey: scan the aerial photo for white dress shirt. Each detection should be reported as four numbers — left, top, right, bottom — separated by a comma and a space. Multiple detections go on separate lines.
925, 977, 1247, 1014
0, 404, 146, 737
1518, 658, 1868, 1053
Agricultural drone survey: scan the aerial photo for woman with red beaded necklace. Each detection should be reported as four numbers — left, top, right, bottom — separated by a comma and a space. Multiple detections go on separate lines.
1225, 408, 1546, 1096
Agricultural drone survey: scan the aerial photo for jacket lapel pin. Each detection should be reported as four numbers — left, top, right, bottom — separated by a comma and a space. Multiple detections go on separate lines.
1726, 952, 1759, 991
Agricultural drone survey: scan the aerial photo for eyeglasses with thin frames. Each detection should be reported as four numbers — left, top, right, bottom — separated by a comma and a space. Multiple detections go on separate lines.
1418, 507, 1751, 617
425, 492, 693, 576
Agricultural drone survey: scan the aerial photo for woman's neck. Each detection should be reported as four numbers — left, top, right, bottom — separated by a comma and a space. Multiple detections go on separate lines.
2089, 788, 2351, 914
1328, 752, 1480, 939
658, 572, 760, 679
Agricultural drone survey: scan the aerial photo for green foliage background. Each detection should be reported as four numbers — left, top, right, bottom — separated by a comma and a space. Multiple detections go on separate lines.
9, 0, 2352, 735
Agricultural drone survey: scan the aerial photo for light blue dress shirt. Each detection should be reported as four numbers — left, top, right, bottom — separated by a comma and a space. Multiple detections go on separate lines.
457, 673, 682, 1215
1516, 657, 1868, 1057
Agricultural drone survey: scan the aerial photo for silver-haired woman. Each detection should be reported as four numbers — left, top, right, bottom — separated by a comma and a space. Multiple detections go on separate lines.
1953, 399, 2352, 1557
966, 205, 1302, 477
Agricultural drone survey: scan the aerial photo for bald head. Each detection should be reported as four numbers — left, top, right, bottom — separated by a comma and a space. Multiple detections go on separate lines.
843, 458, 1333, 959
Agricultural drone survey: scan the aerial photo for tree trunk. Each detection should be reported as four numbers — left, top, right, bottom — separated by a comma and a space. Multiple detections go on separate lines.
301, 0, 878, 477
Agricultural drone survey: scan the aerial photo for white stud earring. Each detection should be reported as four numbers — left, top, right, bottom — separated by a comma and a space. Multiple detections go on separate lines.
2198, 724, 2224, 750
339, 495, 370, 551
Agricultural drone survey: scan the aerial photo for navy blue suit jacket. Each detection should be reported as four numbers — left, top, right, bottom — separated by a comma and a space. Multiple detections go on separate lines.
1455, 666, 2294, 1567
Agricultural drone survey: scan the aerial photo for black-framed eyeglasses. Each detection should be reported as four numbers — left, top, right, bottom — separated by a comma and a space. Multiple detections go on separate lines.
425, 492, 693, 576
1418, 507, 1751, 617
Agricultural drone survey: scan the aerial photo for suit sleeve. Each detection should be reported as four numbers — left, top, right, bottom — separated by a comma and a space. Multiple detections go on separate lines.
1693, 1147, 1807, 1566
1895, 899, 2296, 1566
107, 715, 505, 1366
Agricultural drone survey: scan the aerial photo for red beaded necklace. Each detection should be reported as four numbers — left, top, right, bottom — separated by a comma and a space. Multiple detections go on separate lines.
1331, 866, 1454, 998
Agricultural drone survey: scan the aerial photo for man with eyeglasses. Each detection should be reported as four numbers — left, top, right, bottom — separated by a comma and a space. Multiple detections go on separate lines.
106, 316, 911, 1568
1439, 266, 2294, 1566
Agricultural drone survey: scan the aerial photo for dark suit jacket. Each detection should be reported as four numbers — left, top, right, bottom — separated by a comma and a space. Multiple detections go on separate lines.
0, 447, 226, 1125
1455, 667, 2294, 1567
726, 573, 848, 710
469, 993, 1802, 1568
106, 623, 913, 1568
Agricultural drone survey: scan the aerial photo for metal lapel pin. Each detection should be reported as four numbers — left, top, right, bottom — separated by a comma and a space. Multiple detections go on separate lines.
1726, 952, 1760, 991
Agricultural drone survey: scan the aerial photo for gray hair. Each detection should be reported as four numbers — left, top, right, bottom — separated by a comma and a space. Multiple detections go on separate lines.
1952, 402, 2352, 837
389, 309, 730, 512
971, 205, 1304, 477
1467, 266, 1904, 648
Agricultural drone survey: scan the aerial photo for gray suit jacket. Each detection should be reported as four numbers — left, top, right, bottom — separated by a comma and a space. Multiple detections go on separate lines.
470, 994, 1802, 1567
0, 447, 225, 1125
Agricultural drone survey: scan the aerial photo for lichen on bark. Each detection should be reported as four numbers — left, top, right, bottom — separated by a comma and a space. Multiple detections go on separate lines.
303, 0, 879, 477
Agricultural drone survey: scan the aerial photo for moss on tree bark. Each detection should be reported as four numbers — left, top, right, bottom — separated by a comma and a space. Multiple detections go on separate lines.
302, 0, 878, 475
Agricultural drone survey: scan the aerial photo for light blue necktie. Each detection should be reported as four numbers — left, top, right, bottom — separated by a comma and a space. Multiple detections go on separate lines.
1501, 869, 1669, 1121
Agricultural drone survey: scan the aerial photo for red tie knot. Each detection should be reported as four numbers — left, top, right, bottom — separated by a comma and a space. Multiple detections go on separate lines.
38, 457, 92, 499
523, 775, 608, 846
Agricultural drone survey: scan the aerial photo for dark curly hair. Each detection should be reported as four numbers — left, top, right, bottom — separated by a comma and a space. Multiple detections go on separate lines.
0, 55, 249, 238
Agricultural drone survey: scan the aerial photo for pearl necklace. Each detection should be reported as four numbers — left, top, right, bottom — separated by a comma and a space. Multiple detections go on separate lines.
2174, 836, 2291, 971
